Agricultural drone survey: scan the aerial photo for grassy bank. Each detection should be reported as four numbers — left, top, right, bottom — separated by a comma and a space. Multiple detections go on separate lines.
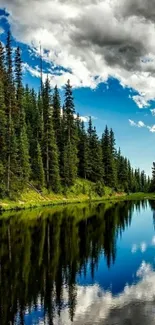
0, 179, 154, 212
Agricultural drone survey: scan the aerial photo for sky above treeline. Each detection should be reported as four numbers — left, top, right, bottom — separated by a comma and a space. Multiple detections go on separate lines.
0, 0, 155, 176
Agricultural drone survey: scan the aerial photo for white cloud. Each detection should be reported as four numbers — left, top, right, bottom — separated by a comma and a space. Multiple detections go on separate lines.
131, 244, 137, 253
131, 95, 150, 108
129, 119, 137, 126
23, 62, 41, 78
140, 242, 147, 253
74, 114, 97, 123
138, 121, 145, 127
79, 116, 89, 123
129, 119, 155, 133
136, 261, 152, 277
150, 109, 155, 116
2, 0, 155, 106
34, 262, 155, 325
152, 236, 155, 245
129, 119, 146, 128
147, 125, 155, 133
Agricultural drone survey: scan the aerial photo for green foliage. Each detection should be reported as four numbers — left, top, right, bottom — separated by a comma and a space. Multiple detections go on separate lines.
0, 162, 6, 197
18, 125, 30, 181
63, 141, 78, 187
102, 126, 116, 187
0, 32, 149, 199
32, 142, 45, 188
150, 162, 155, 192
95, 181, 105, 197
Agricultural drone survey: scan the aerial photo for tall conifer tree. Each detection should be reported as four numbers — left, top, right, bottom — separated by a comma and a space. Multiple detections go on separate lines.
43, 77, 60, 192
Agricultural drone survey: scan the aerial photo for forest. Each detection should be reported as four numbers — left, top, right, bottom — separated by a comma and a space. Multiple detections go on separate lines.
0, 32, 152, 199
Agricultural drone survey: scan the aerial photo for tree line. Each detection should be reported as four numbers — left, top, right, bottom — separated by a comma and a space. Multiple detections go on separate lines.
0, 32, 150, 198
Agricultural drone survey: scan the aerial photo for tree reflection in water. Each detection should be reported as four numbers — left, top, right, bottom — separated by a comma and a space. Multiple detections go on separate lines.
0, 200, 148, 324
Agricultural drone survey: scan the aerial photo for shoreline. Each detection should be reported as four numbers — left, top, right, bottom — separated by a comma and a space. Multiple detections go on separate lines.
0, 192, 154, 212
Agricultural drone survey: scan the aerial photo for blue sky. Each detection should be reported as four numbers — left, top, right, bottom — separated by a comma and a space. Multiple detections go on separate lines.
1, 1, 155, 175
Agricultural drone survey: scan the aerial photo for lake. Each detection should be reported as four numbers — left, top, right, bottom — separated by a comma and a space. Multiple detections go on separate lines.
0, 199, 155, 324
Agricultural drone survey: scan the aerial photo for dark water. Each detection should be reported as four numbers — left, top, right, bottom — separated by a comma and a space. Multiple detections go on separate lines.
1, 200, 155, 324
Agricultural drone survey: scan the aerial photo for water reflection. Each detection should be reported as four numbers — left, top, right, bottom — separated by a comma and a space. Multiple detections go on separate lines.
0, 200, 152, 324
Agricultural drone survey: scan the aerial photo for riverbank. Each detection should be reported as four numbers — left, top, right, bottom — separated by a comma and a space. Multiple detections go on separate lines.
0, 179, 154, 212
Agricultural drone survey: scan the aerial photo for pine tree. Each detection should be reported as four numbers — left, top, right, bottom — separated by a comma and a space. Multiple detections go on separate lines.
63, 141, 78, 187
101, 126, 115, 188
141, 170, 146, 192
150, 162, 155, 192
33, 142, 45, 188
52, 85, 61, 150
15, 46, 30, 183
64, 79, 76, 142
148, 176, 151, 192
19, 125, 30, 182
134, 168, 141, 192
77, 121, 89, 179
0, 80, 7, 196
89, 126, 104, 182
15, 46, 23, 131
117, 151, 128, 191
127, 159, 133, 193
5, 31, 14, 192
86, 116, 93, 179
109, 128, 117, 187
0, 41, 5, 76
6, 31, 13, 81
43, 77, 60, 192
62, 80, 78, 186
0, 34, 149, 198
37, 91, 44, 143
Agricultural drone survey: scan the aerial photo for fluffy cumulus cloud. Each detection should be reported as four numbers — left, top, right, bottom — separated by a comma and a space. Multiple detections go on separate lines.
129, 119, 155, 133
2, 0, 155, 106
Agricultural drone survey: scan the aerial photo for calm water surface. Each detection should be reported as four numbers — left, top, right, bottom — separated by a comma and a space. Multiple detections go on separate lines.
1, 200, 155, 324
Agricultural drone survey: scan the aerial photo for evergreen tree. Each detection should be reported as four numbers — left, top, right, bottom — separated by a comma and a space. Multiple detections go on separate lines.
135, 168, 141, 192
15, 46, 30, 183
52, 85, 61, 150
117, 154, 128, 191
0, 33, 149, 198
42, 77, 60, 192
141, 170, 146, 192
150, 162, 155, 192
0, 80, 7, 196
64, 79, 76, 142
37, 90, 44, 143
0, 41, 5, 76
32, 142, 45, 188
5, 31, 15, 193
6, 31, 13, 81
109, 128, 117, 187
101, 126, 115, 188
86, 116, 93, 179
62, 80, 78, 186
77, 121, 89, 179
89, 125, 104, 182
63, 141, 78, 187
19, 125, 30, 182
15, 46, 23, 131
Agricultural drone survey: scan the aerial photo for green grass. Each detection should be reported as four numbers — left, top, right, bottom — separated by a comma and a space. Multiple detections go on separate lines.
0, 179, 154, 212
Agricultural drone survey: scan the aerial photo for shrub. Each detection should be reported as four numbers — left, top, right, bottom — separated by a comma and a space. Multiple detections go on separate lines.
95, 181, 105, 197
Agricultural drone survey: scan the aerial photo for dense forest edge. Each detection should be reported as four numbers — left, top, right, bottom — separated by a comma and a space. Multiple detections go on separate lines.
0, 31, 155, 211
